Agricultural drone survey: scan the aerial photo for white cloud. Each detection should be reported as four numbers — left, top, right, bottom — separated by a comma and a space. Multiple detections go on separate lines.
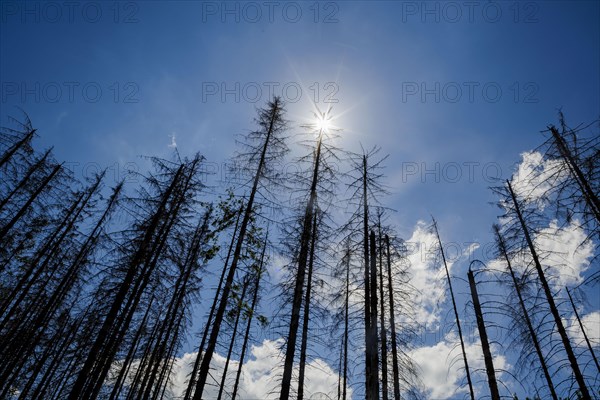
166, 339, 346, 399
168, 132, 177, 148
567, 311, 600, 349
409, 332, 508, 400
510, 151, 568, 208
403, 221, 449, 328
494, 219, 594, 291
533, 220, 593, 289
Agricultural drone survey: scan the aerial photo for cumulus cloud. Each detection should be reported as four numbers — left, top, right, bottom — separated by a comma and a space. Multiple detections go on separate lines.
409, 332, 509, 400
533, 220, 595, 288
510, 151, 568, 207
567, 311, 600, 349
403, 221, 450, 328
166, 339, 346, 399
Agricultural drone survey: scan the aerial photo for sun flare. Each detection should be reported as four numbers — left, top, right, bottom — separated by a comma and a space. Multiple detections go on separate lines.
314, 116, 332, 132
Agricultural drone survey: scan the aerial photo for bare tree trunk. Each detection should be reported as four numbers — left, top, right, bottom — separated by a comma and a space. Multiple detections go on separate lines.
89, 165, 196, 400
67, 165, 185, 400
433, 219, 475, 400
343, 241, 350, 400
298, 213, 318, 400
507, 180, 591, 399
369, 230, 380, 399
0, 185, 87, 332
280, 130, 322, 400
495, 226, 558, 399
337, 338, 343, 400
184, 205, 242, 400
216, 278, 249, 400
467, 269, 500, 400
566, 287, 600, 373
141, 209, 212, 400
362, 156, 375, 400
377, 227, 388, 400
384, 236, 401, 400
195, 100, 283, 400
109, 296, 155, 400
231, 231, 267, 400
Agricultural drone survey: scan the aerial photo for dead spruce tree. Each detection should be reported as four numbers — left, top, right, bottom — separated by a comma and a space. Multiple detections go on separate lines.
340, 146, 390, 400
529, 114, 600, 282
566, 287, 600, 374
545, 114, 600, 227
0, 174, 111, 395
432, 218, 475, 400
467, 263, 500, 400
190, 97, 289, 400
183, 194, 244, 400
231, 230, 269, 400
279, 107, 341, 400
494, 225, 558, 400
376, 213, 420, 400
503, 179, 591, 398
67, 153, 207, 400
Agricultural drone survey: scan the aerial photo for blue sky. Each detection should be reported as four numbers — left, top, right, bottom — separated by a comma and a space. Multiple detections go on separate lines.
1, 1, 599, 398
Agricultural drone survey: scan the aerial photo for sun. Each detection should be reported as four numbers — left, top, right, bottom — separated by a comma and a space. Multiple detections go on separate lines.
311, 107, 336, 134
314, 115, 332, 132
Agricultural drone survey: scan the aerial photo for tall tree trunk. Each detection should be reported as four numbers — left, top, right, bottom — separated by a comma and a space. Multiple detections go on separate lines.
231, 231, 268, 400
89, 165, 196, 400
566, 287, 600, 373
467, 268, 500, 400
184, 204, 243, 400
216, 278, 249, 400
369, 231, 380, 399
3, 174, 103, 332
377, 227, 388, 400
125, 315, 164, 400
362, 156, 375, 400
495, 227, 558, 399
195, 100, 282, 400
433, 219, 475, 400
67, 164, 185, 400
153, 308, 185, 400
109, 296, 155, 400
30, 314, 85, 400
298, 213, 318, 400
279, 129, 322, 400
141, 209, 212, 399
384, 235, 401, 400
20, 181, 124, 366
343, 241, 350, 400
337, 338, 343, 400
507, 180, 591, 399
0, 186, 88, 332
